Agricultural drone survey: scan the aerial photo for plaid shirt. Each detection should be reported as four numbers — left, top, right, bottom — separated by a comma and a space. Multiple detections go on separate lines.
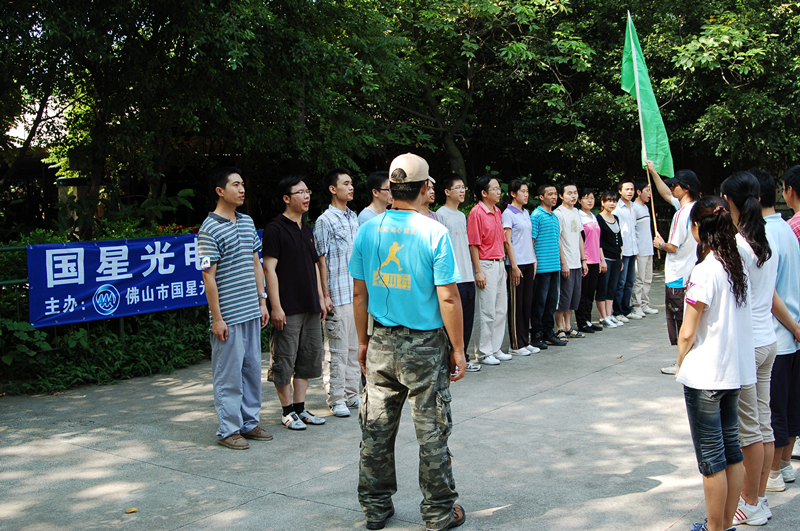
314, 205, 359, 306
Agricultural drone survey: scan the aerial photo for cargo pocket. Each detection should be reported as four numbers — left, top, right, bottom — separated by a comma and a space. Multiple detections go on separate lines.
358, 387, 369, 430
435, 388, 453, 439
324, 316, 343, 340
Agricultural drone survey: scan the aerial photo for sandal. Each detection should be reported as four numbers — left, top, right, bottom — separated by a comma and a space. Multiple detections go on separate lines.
556, 329, 569, 341
567, 327, 585, 338
429, 504, 466, 530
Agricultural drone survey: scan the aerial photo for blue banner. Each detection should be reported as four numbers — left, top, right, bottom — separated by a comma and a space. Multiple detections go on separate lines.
28, 234, 212, 327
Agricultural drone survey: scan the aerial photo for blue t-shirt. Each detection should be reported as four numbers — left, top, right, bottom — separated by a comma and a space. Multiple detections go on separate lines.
349, 211, 460, 330
530, 206, 560, 273
765, 214, 800, 355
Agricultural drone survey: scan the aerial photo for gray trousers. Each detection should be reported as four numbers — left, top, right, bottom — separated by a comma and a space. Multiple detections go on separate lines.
210, 318, 262, 438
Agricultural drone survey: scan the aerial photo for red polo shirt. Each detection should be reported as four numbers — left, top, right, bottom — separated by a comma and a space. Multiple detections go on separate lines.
467, 201, 506, 259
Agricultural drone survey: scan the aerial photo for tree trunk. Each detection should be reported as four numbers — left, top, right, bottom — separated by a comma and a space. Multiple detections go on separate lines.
442, 134, 467, 180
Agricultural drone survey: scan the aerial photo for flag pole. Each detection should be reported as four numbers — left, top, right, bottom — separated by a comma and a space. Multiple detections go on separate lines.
629, 11, 660, 258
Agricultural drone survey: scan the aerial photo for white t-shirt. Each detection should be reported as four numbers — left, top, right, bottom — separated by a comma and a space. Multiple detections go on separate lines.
665, 198, 697, 287
677, 253, 755, 389
613, 200, 639, 256
633, 201, 654, 257
736, 233, 778, 348
554, 205, 583, 269
436, 206, 475, 283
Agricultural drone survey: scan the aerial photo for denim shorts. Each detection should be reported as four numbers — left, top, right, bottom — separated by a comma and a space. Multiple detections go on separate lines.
684, 386, 744, 476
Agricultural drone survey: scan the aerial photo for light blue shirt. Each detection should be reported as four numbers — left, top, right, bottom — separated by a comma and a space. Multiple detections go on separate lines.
349, 211, 460, 330
765, 213, 800, 355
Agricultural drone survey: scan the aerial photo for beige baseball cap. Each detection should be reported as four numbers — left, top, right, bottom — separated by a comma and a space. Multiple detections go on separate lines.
389, 153, 435, 184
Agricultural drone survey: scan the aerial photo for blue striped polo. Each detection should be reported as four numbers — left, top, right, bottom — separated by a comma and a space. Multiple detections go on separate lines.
530, 206, 560, 273
197, 211, 262, 327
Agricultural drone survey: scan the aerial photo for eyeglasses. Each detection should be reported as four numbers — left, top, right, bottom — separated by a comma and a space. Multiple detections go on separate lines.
290, 189, 312, 196
488, 187, 502, 192
378, 188, 391, 193
449, 186, 468, 191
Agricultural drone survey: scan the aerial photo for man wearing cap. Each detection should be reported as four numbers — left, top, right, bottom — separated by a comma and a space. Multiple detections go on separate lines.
647, 160, 700, 375
350, 153, 467, 531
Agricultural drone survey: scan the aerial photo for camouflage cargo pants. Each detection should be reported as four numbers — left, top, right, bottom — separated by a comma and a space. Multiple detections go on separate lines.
358, 326, 458, 530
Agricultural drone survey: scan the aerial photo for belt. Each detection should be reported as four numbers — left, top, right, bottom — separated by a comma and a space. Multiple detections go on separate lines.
373, 321, 431, 334
481, 258, 503, 262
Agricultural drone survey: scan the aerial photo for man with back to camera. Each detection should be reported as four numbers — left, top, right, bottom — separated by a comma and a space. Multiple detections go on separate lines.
530, 183, 567, 347
647, 160, 699, 375
262, 176, 328, 430
350, 153, 467, 531
359, 171, 393, 226
198, 166, 272, 450
315, 168, 362, 418
437, 173, 482, 372
631, 180, 658, 317
612, 178, 639, 323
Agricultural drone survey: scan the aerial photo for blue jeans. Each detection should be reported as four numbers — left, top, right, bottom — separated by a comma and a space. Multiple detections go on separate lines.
684, 386, 743, 476
613, 255, 636, 315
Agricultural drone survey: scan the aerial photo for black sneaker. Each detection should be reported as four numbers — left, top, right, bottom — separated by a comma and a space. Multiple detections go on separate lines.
531, 334, 549, 350
544, 334, 567, 346
578, 324, 595, 334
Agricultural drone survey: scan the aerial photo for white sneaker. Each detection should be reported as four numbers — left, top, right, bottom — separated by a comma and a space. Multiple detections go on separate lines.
766, 472, 786, 492
298, 410, 326, 425
331, 404, 351, 417
346, 397, 361, 408
510, 348, 531, 356
610, 316, 624, 325
281, 412, 307, 430
614, 314, 630, 323
643, 307, 659, 315
602, 317, 618, 328
759, 496, 772, 519
781, 463, 796, 482
481, 354, 500, 365
466, 361, 482, 372
661, 362, 678, 375
626, 311, 643, 320
793, 438, 800, 459
495, 351, 512, 361
524, 345, 541, 354
733, 496, 768, 526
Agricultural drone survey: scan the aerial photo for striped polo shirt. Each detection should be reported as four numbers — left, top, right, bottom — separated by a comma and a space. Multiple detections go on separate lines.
530, 206, 560, 273
197, 211, 262, 327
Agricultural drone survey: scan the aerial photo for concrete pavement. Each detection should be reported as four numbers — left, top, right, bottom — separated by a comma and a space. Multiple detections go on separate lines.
2, 273, 800, 531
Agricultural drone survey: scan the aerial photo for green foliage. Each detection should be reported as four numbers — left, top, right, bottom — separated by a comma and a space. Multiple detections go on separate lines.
0, 319, 52, 367
1, 308, 213, 394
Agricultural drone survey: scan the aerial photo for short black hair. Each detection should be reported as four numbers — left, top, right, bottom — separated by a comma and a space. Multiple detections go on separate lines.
367, 171, 389, 193
474, 175, 494, 199
558, 182, 577, 196
750, 167, 776, 208
617, 178, 635, 193
578, 187, 594, 201
209, 166, 241, 201
537, 182, 556, 197
634, 180, 650, 193
277, 175, 305, 211
601, 190, 619, 203
390, 180, 425, 202
440, 173, 464, 192
782, 165, 800, 196
322, 167, 350, 196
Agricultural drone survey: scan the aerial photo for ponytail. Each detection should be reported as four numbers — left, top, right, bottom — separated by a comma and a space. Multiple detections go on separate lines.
720, 171, 771, 267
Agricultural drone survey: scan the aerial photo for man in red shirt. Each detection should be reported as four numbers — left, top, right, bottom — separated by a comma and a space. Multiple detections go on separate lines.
468, 175, 509, 366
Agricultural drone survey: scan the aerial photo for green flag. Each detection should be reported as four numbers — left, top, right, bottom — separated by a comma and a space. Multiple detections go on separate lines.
621, 12, 674, 177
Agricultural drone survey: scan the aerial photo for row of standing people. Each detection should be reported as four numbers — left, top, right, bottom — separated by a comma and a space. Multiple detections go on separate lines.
646, 163, 800, 531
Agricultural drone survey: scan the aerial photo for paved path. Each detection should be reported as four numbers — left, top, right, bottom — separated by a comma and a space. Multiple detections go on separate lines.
2, 273, 800, 531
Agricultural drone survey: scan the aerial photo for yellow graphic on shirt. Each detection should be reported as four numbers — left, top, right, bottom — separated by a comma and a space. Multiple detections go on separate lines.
374, 241, 412, 290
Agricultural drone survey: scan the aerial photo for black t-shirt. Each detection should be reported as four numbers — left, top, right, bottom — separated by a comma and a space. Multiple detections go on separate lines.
262, 214, 321, 316
596, 214, 623, 260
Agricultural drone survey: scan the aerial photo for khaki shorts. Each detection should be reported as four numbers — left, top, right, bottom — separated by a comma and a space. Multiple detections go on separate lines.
268, 312, 323, 386
738, 342, 778, 446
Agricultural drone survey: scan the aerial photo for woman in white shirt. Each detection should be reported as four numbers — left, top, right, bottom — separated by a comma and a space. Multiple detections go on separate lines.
677, 196, 753, 531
